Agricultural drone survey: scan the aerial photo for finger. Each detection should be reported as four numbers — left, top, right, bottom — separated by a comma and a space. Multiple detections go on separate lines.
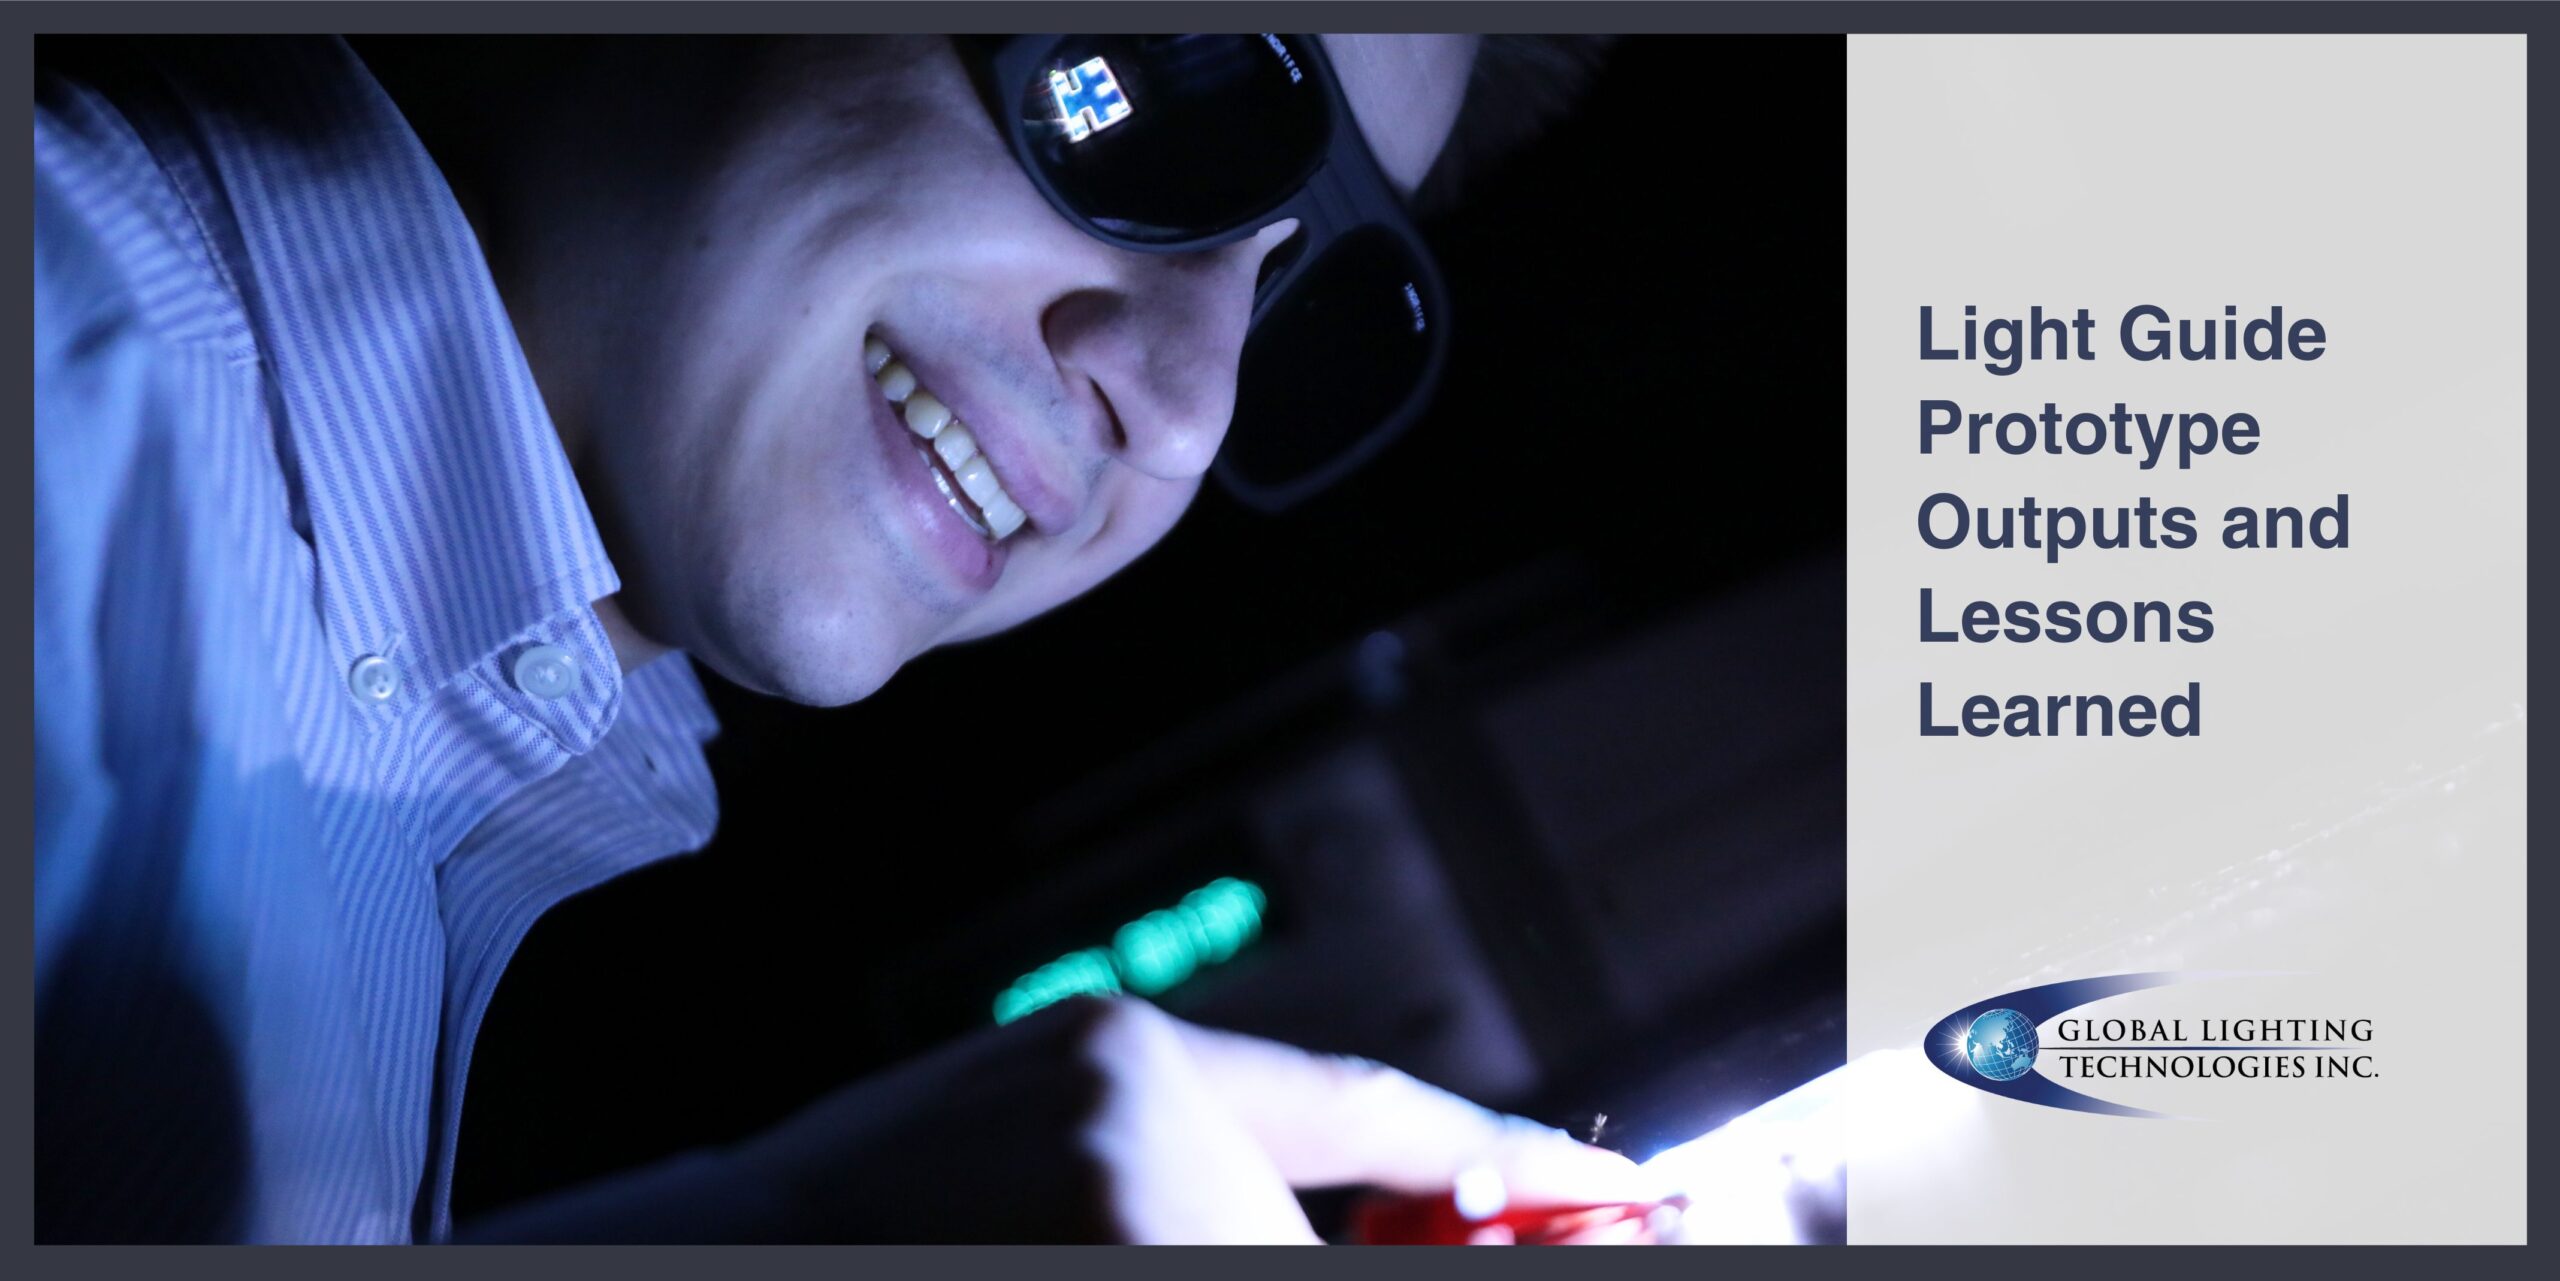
1550, 1215, 1653, 1246
1166, 1018, 1665, 1205
1079, 1000, 1324, 1244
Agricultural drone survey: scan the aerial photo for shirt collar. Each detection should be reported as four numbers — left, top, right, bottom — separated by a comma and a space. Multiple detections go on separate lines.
151, 37, 622, 704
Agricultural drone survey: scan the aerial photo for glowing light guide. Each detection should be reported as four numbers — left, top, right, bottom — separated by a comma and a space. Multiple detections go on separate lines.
993, 877, 1266, 1024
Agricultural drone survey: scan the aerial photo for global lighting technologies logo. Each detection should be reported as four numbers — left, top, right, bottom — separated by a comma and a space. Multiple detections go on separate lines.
1928, 973, 2378, 1117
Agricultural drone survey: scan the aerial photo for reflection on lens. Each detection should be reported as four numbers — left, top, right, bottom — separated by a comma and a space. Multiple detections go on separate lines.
1046, 56, 1133, 142
1224, 226, 1437, 497
1020, 35, 1330, 244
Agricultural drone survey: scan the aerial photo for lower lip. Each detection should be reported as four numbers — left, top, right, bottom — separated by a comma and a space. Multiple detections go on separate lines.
861, 374, 1005, 592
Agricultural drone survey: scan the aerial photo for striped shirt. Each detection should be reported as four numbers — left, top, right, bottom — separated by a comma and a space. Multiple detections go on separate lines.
33, 38, 721, 1242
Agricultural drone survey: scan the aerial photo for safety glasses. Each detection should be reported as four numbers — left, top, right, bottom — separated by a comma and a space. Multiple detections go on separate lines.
962, 34, 1451, 511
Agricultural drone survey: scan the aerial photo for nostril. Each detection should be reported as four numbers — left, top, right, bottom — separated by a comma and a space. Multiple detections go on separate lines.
1093, 382, 1129, 451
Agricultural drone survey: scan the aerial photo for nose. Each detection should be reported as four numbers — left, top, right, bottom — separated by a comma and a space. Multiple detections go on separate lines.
1042, 236, 1270, 482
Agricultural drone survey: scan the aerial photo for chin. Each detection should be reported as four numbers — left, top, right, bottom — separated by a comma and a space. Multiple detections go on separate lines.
699, 580, 911, 708
754, 647, 900, 709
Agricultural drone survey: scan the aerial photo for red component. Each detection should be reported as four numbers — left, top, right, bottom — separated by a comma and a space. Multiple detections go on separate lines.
1349, 1191, 1686, 1245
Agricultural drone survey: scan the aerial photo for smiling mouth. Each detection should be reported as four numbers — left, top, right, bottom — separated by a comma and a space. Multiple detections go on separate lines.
866, 335, 1030, 542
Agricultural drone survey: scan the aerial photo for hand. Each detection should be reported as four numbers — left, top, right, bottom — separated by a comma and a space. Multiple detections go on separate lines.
727, 996, 1660, 1242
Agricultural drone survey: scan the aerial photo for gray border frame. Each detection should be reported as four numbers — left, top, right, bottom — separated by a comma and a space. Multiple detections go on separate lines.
6, 0, 2549, 1272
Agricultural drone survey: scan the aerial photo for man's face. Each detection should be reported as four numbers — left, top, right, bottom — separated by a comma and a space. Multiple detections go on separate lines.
587, 35, 1476, 704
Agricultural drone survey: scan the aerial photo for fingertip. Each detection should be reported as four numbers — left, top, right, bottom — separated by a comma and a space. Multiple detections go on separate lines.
1493, 1127, 1668, 1206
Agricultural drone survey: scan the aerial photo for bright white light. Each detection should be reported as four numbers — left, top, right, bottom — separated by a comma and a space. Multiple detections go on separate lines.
1048, 57, 1132, 143
1640, 1049, 1976, 1244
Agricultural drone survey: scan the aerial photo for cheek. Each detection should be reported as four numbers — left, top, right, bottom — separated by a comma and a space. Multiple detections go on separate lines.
686, 379, 915, 701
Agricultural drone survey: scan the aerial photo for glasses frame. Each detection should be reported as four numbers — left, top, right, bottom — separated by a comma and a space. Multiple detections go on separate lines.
958, 33, 1452, 511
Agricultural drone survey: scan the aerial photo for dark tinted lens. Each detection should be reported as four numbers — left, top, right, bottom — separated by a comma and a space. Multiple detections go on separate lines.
1223, 226, 1439, 497
1019, 35, 1330, 243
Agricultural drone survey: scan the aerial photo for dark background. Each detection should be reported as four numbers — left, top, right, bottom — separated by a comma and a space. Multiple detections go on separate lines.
454, 33, 1846, 1223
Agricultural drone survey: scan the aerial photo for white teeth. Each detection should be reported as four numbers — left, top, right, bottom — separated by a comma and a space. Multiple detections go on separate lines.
918, 450, 993, 538
933, 419, 978, 469
978, 490, 1028, 539
954, 455, 1004, 509
867, 334, 1035, 542
902, 391, 953, 439
877, 361, 917, 404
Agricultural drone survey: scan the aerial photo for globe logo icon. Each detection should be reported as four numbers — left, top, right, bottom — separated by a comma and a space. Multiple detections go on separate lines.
1965, 1008, 2039, 1081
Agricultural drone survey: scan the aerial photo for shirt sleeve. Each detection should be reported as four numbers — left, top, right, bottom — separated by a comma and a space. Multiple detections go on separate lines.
32, 150, 284, 1243
31, 156, 160, 984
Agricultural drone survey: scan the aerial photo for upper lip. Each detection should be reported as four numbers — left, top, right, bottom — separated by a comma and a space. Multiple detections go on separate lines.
876, 335, 1079, 538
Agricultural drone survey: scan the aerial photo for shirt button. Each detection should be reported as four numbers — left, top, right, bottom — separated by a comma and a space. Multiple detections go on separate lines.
510, 644, 579, 700
347, 654, 401, 703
